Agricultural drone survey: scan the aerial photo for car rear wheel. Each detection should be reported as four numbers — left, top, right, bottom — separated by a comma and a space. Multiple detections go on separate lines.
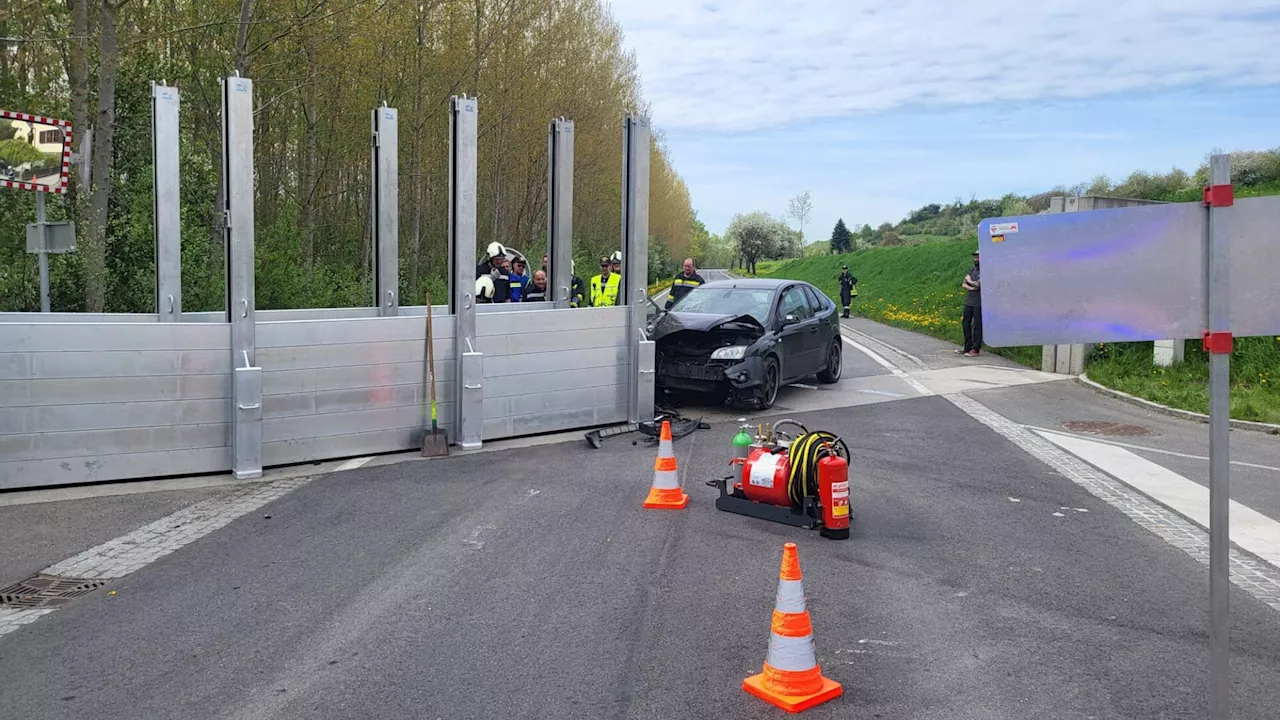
817, 340, 842, 384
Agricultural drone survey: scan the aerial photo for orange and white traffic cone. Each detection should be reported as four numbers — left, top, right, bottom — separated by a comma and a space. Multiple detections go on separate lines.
743, 542, 842, 713
643, 420, 689, 509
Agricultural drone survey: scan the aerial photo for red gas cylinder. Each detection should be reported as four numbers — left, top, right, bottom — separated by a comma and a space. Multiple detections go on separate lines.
818, 454, 850, 539
740, 448, 792, 507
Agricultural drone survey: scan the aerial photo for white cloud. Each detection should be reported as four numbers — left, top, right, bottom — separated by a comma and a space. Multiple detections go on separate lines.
606, 0, 1280, 132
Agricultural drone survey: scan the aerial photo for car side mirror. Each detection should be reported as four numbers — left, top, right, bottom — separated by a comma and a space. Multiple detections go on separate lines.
782, 314, 799, 326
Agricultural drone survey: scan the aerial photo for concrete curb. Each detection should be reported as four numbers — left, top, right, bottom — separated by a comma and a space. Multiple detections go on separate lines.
1076, 373, 1280, 435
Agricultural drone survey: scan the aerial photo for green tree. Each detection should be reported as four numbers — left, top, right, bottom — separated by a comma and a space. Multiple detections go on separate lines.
829, 218, 851, 253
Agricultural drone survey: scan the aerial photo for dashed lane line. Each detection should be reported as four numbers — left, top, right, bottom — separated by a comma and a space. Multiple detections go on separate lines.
840, 334, 934, 397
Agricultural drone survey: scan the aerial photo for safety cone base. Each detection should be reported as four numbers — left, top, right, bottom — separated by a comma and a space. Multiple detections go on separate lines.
742, 672, 842, 713
642, 489, 689, 509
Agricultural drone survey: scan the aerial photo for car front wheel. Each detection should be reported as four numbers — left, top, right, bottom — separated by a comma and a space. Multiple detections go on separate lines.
755, 356, 780, 409
817, 340, 841, 384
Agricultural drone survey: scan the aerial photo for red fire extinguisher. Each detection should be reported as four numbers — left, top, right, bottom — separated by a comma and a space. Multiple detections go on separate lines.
818, 453, 850, 539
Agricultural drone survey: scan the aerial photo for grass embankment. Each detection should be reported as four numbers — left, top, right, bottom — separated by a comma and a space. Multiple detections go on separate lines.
759, 241, 1043, 368
758, 240, 1280, 423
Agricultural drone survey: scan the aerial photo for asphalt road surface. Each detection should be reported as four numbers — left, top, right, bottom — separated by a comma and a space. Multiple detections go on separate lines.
3, 316, 1280, 719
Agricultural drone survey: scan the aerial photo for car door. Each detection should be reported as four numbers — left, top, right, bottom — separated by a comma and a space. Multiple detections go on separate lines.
775, 285, 818, 379
802, 284, 836, 366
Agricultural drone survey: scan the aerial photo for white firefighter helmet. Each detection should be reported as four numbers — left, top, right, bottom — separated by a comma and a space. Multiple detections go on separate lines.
610, 250, 622, 264
475, 275, 495, 300
486, 241, 506, 259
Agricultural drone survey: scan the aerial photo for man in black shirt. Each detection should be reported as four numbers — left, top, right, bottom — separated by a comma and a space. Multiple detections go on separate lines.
960, 250, 982, 356
665, 258, 705, 310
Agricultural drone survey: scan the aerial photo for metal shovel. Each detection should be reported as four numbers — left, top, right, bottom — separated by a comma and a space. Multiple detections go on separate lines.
420, 291, 449, 457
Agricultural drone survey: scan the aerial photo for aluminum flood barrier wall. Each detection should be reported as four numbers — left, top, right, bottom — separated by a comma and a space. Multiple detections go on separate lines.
478, 306, 630, 440
1, 321, 234, 489
1, 80, 655, 490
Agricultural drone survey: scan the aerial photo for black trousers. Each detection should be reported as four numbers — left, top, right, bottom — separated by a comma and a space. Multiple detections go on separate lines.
963, 304, 983, 352
840, 289, 852, 313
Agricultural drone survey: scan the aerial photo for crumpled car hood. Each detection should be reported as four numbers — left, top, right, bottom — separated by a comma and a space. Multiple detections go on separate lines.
651, 312, 765, 342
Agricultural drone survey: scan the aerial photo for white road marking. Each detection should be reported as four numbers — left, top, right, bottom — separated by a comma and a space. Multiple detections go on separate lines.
1023, 424, 1280, 474
462, 525, 496, 549
840, 335, 934, 396
0, 475, 315, 640
858, 388, 905, 398
836, 328, 1280, 612
791, 383, 818, 390
333, 456, 373, 472
1035, 429, 1280, 569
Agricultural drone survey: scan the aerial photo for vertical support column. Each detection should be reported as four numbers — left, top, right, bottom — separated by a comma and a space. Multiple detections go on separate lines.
222, 75, 261, 480
152, 82, 182, 321
35, 191, 49, 313
1154, 339, 1186, 367
1204, 154, 1233, 720
622, 114, 654, 423
547, 117, 575, 307
372, 104, 400, 316
450, 96, 483, 449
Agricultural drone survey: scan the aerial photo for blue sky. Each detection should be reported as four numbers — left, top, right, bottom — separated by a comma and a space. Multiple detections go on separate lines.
606, 0, 1280, 238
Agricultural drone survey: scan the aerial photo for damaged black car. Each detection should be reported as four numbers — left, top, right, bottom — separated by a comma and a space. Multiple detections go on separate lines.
647, 278, 842, 409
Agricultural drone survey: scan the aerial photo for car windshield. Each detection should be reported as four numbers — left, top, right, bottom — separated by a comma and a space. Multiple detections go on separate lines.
669, 286, 774, 325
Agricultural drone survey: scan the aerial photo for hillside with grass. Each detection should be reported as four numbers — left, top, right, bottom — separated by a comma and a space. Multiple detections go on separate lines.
748, 149, 1280, 424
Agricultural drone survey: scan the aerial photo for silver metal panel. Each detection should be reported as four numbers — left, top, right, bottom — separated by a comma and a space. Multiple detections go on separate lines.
263, 363, 456, 397
0, 312, 161, 323
263, 383, 457, 421
637, 339, 655, 421
449, 96, 481, 447
0, 448, 231, 491
622, 115, 652, 422
1, 373, 230, 407
0, 349, 229, 380
263, 424, 455, 467
1, 321, 230, 351
233, 365, 262, 479
459, 351, 483, 449
153, 83, 182, 321
482, 344, 627, 379
2, 422, 228, 462
483, 364, 629, 398
257, 314, 456, 348
483, 384, 627, 420
482, 403, 627, 441
548, 118, 575, 306
1228, 195, 1280, 338
978, 202, 1208, 346
372, 106, 399, 316
476, 327, 624, 356
263, 403, 456, 444
258, 340, 456, 371
0, 398, 229, 435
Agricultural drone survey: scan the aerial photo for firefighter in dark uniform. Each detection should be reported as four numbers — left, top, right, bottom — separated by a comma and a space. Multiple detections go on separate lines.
476, 242, 511, 303
523, 270, 549, 301
665, 258, 705, 310
838, 264, 857, 318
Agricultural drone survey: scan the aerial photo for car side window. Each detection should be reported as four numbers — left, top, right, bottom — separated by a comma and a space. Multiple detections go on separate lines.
778, 286, 812, 321
802, 286, 825, 314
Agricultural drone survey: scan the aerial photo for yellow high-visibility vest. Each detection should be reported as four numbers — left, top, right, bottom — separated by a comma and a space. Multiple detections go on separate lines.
590, 273, 621, 307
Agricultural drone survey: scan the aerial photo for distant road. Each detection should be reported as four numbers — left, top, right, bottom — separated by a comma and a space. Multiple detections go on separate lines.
650, 268, 733, 307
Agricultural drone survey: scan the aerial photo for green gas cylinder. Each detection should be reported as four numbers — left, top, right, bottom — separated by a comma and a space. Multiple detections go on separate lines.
732, 418, 753, 460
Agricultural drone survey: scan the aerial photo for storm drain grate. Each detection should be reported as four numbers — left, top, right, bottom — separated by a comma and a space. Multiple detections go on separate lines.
1063, 420, 1155, 437
0, 575, 107, 609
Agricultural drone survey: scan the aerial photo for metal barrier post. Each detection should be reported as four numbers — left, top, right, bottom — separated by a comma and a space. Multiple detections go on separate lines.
152, 82, 182, 321
622, 114, 654, 423
450, 96, 482, 449
372, 103, 399, 316
222, 74, 261, 479
548, 117, 575, 307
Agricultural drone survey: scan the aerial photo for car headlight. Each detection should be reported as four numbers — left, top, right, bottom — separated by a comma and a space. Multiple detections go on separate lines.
711, 345, 747, 360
